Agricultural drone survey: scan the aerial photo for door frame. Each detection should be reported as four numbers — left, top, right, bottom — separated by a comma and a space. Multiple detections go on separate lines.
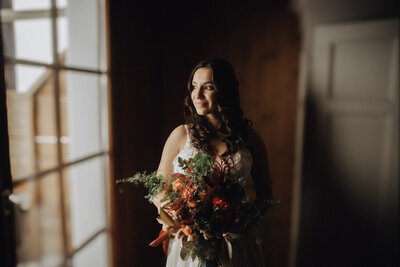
0, 20, 17, 267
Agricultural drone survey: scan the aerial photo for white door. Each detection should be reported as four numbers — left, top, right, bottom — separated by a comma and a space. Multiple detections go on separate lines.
300, 19, 398, 266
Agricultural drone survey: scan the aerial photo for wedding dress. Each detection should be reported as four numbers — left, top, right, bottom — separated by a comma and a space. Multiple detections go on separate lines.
165, 125, 265, 267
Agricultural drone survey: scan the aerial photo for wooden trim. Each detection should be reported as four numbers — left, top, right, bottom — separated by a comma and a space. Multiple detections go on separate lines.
104, 1, 116, 266
289, 43, 307, 267
0, 14, 17, 267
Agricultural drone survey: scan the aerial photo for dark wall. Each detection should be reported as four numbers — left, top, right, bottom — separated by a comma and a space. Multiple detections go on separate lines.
108, 2, 165, 267
108, 1, 299, 266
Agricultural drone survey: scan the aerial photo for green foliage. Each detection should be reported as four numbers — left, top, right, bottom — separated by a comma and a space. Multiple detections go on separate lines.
115, 171, 165, 201
178, 152, 216, 181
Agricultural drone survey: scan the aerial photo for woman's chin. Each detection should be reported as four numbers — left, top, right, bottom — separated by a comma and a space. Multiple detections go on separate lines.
195, 109, 208, 116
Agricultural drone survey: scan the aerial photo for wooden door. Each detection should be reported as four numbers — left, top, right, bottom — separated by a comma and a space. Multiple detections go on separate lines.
299, 19, 399, 266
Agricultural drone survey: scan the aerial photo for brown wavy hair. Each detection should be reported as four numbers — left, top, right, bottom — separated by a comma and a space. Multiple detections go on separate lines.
183, 59, 252, 155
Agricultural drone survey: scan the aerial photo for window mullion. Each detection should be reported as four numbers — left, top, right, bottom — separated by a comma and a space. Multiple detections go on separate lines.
12, 151, 109, 187
4, 56, 107, 75
0, 8, 66, 22
50, 0, 69, 260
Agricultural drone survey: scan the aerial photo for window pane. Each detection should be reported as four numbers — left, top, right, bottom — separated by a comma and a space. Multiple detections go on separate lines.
60, 71, 108, 162
14, 173, 64, 267
12, 0, 50, 11
60, 0, 106, 71
6, 67, 59, 180
72, 233, 109, 267
56, 0, 67, 9
63, 156, 108, 248
57, 16, 68, 55
15, 64, 47, 93
14, 18, 53, 64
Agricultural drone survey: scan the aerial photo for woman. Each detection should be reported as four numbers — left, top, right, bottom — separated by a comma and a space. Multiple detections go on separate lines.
154, 59, 272, 267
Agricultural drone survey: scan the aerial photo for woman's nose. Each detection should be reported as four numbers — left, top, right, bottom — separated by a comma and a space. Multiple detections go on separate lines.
194, 87, 203, 98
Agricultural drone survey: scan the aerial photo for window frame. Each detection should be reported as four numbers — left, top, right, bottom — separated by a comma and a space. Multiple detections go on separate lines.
0, 0, 111, 265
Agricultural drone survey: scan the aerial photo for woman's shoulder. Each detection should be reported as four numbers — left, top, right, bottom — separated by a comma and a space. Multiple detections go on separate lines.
167, 124, 188, 150
169, 124, 187, 138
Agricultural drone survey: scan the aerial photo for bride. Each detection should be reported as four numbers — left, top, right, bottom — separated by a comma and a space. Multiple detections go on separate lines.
153, 59, 272, 267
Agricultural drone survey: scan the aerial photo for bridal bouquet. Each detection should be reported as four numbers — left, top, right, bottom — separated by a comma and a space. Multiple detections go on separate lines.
116, 152, 278, 264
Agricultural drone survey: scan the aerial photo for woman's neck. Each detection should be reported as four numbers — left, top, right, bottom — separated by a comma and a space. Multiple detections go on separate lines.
206, 114, 220, 129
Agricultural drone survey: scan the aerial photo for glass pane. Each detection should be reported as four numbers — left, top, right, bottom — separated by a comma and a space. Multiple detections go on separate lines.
57, 0, 67, 9
6, 67, 59, 180
57, 16, 68, 55
14, 173, 64, 267
63, 156, 107, 248
60, 0, 106, 71
15, 64, 47, 93
14, 18, 53, 64
72, 233, 109, 267
12, 0, 50, 11
60, 70, 108, 162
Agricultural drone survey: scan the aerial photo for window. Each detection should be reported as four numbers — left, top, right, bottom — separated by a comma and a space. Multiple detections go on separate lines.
1, 0, 110, 266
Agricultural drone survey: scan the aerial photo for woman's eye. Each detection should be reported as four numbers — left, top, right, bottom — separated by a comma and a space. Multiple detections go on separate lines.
205, 86, 214, 90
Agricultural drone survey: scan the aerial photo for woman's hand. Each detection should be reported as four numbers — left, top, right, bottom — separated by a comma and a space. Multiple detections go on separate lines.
152, 191, 166, 212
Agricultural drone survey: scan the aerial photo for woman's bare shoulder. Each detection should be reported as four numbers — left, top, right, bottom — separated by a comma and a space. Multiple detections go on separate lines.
170, 124, 187, 139
166, 124, 187, 150
157, 124, 188, 177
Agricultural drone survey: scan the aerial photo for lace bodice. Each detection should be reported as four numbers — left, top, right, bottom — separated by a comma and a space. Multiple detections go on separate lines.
172, 125, 253, 179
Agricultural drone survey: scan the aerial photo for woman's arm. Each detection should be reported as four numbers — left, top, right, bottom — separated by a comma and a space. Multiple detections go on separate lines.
245, 127, 273, 201
152, 124, 187, 210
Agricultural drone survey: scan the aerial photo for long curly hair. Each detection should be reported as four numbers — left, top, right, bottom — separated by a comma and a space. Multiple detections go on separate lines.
183, 59, 252, 155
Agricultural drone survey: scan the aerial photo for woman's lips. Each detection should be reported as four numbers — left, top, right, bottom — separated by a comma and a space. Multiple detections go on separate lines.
195, 102, 207, 107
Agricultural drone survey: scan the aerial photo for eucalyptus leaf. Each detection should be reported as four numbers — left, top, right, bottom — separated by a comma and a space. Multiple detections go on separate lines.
180, 247, 190, 261
178, 157, 184, 167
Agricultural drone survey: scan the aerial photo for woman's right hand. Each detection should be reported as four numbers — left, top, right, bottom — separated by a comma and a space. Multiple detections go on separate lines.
152, 191, 165, 213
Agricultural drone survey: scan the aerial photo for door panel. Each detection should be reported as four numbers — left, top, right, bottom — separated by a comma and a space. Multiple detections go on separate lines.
299, 19, 399, 266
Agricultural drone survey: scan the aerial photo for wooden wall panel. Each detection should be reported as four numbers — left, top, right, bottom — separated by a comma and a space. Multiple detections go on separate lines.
108, 2, 165, 267
108, 1, 299, 266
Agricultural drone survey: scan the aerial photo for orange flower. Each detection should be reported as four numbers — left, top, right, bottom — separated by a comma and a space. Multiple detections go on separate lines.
172, 179, 183, 191
172, 176, 186, 192
187, 201, 196, 208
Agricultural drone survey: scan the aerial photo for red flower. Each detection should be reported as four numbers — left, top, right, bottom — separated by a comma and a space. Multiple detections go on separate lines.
212, 196, 229, 210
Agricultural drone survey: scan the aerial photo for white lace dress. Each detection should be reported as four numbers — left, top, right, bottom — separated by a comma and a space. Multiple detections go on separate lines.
165, 125, 265, 267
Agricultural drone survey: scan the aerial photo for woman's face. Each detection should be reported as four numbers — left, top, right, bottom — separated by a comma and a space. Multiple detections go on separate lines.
191, 67, 218, 117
